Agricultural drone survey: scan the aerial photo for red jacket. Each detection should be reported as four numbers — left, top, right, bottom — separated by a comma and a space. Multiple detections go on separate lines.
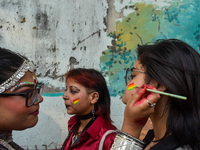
61, 115, 116, 150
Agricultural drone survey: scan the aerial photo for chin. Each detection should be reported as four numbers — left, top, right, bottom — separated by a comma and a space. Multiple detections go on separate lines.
23, 118, 39, 130
121, 96, 127, 104
67, 110, 75, 115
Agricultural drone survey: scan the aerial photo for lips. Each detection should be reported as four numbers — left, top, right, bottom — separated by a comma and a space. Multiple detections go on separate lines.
31, 109, 39, 115
65, 105, 71, 109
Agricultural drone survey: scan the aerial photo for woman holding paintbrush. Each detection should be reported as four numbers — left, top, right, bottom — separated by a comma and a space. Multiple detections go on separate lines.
110, 39, 200, 150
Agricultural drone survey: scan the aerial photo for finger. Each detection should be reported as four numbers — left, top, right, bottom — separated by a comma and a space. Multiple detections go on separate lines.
138, 87, 160, 110
128, 85, 147, 106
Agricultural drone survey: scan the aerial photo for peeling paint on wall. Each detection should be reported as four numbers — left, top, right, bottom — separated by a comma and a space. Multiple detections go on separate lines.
0, 0, 110, 94
0, 0, 199, 149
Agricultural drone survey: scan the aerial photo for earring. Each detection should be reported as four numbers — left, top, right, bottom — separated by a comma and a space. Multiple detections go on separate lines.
92, 105, 95, 120
96, 98, 98, 100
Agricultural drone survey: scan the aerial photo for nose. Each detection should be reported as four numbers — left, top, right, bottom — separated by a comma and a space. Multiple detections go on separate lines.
63, 92, 69, 101
38, 94, 44, 103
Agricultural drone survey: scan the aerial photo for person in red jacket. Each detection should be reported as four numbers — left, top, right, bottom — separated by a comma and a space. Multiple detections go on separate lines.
61, 68, 116, 150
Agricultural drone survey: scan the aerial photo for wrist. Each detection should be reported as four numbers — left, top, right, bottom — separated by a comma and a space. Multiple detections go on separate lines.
121, 119, 144, 138
111, 130, 144, 150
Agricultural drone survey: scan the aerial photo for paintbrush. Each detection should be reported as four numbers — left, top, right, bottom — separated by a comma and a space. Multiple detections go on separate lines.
146, 88, 187, 100
127, 83, 187, 100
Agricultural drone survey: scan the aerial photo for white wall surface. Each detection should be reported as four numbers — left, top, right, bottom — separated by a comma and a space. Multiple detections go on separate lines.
1, 0, 195, 149
13, 96, 125, 149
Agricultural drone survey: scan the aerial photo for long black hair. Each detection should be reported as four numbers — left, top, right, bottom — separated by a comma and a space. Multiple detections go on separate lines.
137, 39, 200, 149
0, 47, 27, 85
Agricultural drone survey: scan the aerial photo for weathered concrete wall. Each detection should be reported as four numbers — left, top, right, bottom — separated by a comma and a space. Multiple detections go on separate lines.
0, 0, 199, 149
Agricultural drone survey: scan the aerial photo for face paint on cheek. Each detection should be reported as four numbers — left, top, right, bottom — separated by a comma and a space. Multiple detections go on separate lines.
73, 98, 80, 104
127, 83, 136, 91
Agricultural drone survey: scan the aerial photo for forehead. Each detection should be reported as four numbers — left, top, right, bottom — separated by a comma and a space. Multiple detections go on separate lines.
19, 71, 36, 82
66, 78, 85, 89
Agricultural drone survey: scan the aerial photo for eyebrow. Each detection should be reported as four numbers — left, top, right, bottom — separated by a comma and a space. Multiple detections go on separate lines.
13, 84, 35, 92
70, 86, 80, 91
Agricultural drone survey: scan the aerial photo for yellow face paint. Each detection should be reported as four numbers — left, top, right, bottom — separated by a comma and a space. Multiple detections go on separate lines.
73, 98, 80, 104
127, 83, 136, 90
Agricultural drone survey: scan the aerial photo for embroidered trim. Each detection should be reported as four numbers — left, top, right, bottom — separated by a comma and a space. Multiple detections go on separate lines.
0, 139, 15, 150
0, 60, 35, 93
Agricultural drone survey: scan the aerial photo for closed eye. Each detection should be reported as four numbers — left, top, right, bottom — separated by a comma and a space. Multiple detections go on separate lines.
70, 89, 79, 94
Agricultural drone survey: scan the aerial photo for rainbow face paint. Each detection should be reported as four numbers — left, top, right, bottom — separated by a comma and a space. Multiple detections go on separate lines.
127, 83, 136, 91
73, 98, 80, 104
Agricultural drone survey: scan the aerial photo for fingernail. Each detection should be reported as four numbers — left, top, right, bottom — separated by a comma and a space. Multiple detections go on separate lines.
137, 84, 146, 94
141, 84, 146, 89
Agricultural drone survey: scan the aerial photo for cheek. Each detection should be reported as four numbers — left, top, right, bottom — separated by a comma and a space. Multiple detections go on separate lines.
122, 81, 142, 104
72, 98, 80, 105
0, 101, 31, 130
122, 89, 135, 104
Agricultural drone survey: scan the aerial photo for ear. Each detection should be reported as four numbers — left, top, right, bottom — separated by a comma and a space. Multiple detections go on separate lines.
150, 79, 166, 91
158, 85, 166, 92
90, 92, 99, 104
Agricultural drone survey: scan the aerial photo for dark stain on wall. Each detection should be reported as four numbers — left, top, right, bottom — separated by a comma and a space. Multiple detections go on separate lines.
35, 12, 48, 30
69, 57, 79, 70
72, 30, 101, 50
20, 17, 26, 23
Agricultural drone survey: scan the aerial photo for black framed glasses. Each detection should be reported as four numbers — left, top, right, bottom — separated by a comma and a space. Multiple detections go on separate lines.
125, 68, 145, 85
0, 82, 44, 107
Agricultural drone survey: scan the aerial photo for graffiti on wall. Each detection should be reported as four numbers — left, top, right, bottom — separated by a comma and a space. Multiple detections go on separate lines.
100, 0, 200, 97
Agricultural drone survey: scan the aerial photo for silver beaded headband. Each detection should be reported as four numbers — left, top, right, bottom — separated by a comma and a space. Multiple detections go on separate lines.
0, 60, 36, 93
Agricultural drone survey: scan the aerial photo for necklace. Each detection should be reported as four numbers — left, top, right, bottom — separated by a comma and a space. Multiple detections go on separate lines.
77, 112, 93, 120
71, 125, 82, 145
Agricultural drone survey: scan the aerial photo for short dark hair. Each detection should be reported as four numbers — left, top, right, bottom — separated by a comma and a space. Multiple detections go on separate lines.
0, 47, 27, 85
137, 39, 200, 149
65, 68, 112, 123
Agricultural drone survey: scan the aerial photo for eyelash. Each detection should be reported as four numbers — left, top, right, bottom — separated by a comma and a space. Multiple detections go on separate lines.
65, 88, 79, 94
131, 74, 136, 79
70, 89, 78, 94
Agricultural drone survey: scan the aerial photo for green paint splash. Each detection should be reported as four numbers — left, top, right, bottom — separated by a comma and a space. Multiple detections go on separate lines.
100, 1, 200, 97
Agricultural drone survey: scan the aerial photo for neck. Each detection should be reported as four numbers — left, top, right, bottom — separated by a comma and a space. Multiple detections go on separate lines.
0, 131, 13, 142
77, 112, 93, 120
76, 112, 95, 132
150, 96, 169, 141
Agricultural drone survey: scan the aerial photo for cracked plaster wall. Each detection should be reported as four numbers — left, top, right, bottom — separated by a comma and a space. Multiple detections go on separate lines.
0, 0, 199, 149
0, 0, 119, 149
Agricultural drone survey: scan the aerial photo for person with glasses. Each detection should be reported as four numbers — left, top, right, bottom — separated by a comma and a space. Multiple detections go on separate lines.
0, 47, 44, 150
110, 39, 200, 150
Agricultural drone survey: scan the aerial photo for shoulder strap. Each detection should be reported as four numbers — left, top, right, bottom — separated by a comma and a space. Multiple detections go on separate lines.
98, 130, 116, 150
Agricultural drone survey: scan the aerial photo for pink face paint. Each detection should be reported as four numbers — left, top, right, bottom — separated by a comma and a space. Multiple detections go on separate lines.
127, 83, 136, 91
134, 98, 146, 106
73, 98, 80, 104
